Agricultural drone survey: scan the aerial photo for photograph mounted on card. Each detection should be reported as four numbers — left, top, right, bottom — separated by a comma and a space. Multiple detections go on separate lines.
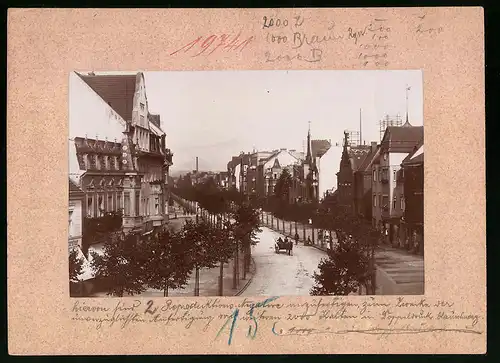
7, 7, 485, 355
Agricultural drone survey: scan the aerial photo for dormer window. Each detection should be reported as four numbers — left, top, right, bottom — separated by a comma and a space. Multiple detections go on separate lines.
140, 102, 145, 111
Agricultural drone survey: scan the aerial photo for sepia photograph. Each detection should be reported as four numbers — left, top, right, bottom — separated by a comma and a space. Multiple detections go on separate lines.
68, 70, 424, 298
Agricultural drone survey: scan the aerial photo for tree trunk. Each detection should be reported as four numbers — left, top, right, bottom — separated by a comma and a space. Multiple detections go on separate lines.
295, 221, 297, 236
219, 260, 224, 296
233, 243, 239, 289
242, 240, 247, 280
194, 267, 200, 296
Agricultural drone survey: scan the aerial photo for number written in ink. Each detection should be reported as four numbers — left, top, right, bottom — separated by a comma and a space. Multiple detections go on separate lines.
262, 16, 289, 29
266, 33, 288, 44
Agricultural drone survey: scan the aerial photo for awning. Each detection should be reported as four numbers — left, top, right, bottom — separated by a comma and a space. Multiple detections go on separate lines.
149, 121, 165, 137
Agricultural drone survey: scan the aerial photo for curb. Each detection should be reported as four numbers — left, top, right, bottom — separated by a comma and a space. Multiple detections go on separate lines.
235, 257, 256, 296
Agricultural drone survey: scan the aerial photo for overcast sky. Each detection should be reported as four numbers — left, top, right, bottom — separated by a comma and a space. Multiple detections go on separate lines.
142, 70, 423, 172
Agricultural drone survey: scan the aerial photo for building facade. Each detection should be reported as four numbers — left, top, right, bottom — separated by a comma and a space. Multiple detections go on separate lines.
400, 142, 424, 254
353, 142, 379, 220
371, 122, 423, 245
69, 71, 173, 239
69, 179, 85, 252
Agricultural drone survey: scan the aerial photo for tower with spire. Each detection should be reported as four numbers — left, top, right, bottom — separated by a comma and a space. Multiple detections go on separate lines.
336, 131, 354, 208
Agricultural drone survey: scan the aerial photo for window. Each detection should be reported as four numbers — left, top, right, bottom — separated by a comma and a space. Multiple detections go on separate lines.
393, 170, 396, 182
373, 169, 377, 181
69, 210, 73, 228
400, 195, 405, 210
140, 115, 145, 125
87, 196, 94, 217
83, 154, 88, 169
107, 194, 113, 211
155, 197, 159, 214
140, 102, 144, 111
117, 193, 122, 211
392, 196, 397, 209
124, 192, 131, 216
98, 195, 104, 216
382, 195, 388, 208
135, 193, 140, 216
373, 195, 377, 207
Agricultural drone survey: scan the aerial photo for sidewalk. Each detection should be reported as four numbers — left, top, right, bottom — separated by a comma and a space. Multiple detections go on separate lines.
262, 212, 424, 295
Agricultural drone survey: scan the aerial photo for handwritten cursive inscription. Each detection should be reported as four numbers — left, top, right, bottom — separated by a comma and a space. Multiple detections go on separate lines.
265, 49, 323, 63
170, 33, 254, 57
272, 322, 483, 337
69, 296, 484, 346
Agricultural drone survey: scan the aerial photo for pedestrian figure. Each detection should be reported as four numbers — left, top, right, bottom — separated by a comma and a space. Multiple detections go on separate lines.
294, 232, 299, 246
277, 236, 283, 244
288, 239, 293, 256
307, 236, 311, 246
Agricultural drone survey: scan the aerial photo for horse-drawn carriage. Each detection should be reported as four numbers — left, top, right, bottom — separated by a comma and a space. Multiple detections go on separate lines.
275, 238, 293, 255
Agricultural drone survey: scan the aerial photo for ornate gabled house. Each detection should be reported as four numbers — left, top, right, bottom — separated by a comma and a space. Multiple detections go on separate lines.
69, 71, 173, 239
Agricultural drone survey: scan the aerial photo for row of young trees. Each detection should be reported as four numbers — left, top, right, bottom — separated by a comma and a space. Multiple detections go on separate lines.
69, 176, 261, 297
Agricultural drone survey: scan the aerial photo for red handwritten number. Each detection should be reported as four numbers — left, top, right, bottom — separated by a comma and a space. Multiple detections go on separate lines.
169, 36, 203, 56
234, 36, 254, 52
170, 33, 254, 57
208, 34, 229, 55
193, 35, 217, 56
224, 32, 242, 51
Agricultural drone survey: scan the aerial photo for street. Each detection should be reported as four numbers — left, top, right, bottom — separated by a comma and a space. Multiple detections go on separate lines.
241, 226, 327, 296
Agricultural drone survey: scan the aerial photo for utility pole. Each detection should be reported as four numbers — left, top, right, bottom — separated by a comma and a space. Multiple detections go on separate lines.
405, 85, 411, 124
359, 108, 363, 145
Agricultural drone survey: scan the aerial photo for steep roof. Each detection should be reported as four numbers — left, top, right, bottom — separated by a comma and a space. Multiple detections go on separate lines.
356, 148, 377, 172
77, 72, 138, 122
403, 141, 424, 165
381, 126, 424, 153
348, 146, 371, 171
311, 139, 332, 158
69, 178, 84, 195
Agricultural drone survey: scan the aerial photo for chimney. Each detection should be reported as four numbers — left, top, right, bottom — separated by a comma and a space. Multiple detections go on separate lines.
196, 157, 199, 172
371, 141, 377, 152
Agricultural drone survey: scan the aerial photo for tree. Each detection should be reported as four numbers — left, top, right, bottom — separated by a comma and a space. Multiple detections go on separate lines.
69, 249, 84, 283
274, 168, 293, 202
181, 219, 220, 296
310, 238, 370, 295
233, 202, 261, 279
143, 230, 192, 297
90, 232, 147, 297
310, 201, 380, 295
210, 219, 236, 296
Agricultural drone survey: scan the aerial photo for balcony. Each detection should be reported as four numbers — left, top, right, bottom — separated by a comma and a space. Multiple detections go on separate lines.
381, 205, 390, 218
164, 148, 173, 166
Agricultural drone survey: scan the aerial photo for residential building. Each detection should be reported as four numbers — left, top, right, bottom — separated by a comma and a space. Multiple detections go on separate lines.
69, 71, 173, 240
215, 171, 229, 189
371, 122, 423, 245
69, 179, 85, 251
258, 148, 302, 199
336, 131, 372, 212
353, 142, 379, 220
400, 141, 424, 254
